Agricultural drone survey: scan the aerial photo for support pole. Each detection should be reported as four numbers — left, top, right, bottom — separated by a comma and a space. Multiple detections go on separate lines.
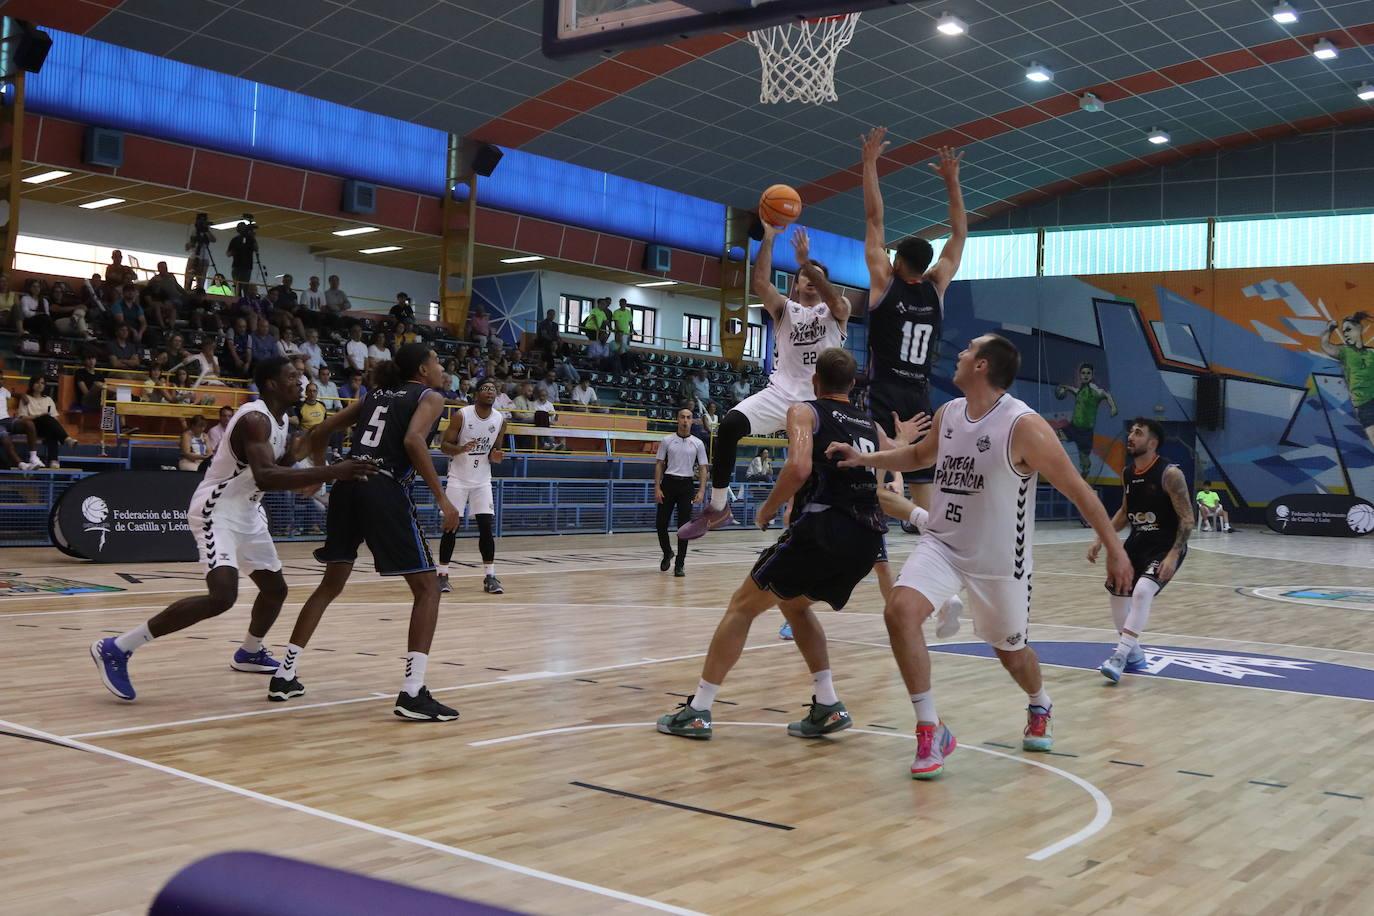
718, 207, 750, 367
440, 133, 477, 336
0, 66, 24, 274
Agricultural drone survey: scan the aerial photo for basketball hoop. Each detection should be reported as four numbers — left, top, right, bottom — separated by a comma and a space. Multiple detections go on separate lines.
747, 13, 859, 105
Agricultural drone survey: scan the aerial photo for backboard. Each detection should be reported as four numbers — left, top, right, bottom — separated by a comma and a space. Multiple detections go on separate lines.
541, 0, 901, 58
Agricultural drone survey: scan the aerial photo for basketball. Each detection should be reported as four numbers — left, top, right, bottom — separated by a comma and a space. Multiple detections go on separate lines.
759, 183, 802, 227
1347, 504, 1374, 534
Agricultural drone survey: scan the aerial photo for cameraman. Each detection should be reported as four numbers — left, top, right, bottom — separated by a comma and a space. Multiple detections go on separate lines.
226, 221, 257, 295
185, 214, 215, 291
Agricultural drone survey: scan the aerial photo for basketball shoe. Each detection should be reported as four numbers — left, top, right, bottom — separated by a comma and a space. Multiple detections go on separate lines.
1023, 705, 1053, 751
438, 573, 452, 594
779, 621, 793, 640
1125, 647, 1148, 670
394, 687, 459, 721
656, 700, 712, 739
1099, 651, 1126, 683
483, 574, 504, 594
90, 637, 135, 700
910, 721, 956, 779
788, 697, 852, 738
677, 504, 735, 541
267, 676, 305, 701
230, 647, 279, 673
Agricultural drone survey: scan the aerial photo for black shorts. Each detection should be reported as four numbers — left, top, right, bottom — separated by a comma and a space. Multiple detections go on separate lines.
869, 379, 934, 483
1106, 540, 1186, 596
315, 475, 435, 576
751, 510, 882, 610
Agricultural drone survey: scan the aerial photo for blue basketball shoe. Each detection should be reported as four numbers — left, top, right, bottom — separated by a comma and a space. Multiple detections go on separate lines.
90, 637, 135, 700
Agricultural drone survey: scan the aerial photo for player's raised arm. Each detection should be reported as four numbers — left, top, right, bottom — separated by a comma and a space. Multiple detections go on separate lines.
751, 222, 788, 321
239, 412, 375, 488
861, 126, 894, 302
925, 146, 966, 296
1013, 412, 1132, 592
405, 388, 458, 532
793, 226, 848, 327
756, 403, 816, 528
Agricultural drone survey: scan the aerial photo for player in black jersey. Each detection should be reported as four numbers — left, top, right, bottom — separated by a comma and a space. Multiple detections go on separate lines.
657, 347, 924, 742
1087, 418, 1193, 683
860, 128, 968, 622
269, 343, 463, 721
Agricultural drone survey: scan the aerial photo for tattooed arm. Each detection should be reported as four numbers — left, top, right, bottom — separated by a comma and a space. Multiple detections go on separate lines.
1158, 465, 1194, 583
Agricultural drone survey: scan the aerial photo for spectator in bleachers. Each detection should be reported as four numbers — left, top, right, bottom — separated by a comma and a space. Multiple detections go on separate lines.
105, 250, 137, 287
141, 364, 171, 403
179, 337, 226, 388
315, 365, 341, 412
704, 401, 720, 440
746, 448, 774, 482
271, 274, 298, 310
588, 329, 613, 369
299, 327, 325, 378
17, 375, 75, 468
235, 284, 270, 326
438, 372, 460, 401
571, 378, 599, 411
145, 285, 178, 335
111, 283, 147, 342
225, 225, 256, 294
344, 324, 368, 373
0, 379, 42, 470
540, 369, 565, 404
729, 372, 751, 404
493, 382, 517, 416
249, 317, 278, 366
14, 278, 54, 342
535, 308, 562, 361
147, 261, 186, 309
339, 368, 366, 405
0, 273, 14, 317
691, 369, 710, 407
207, 405, 233, 454
295, 383, 326, 433
469, 303, 491, 349
179, 414, 211, 471
279, 327, 302, 358
266, 286, 303, 338
108, 322, 142, 371
554, 352, 581, 386
366, 331, 393, 369
512, 381, 535, 423
390, 292, 416, 326
52, 283, 92, 339
167, 367, 196, 404
532, 385, 565, 451
185, 290, 222, 335
206, 273, 235, 297
612, 298, 634, 350
323, 274, 352, 319
164, 333, 191, 370
395, 320, 419, 345
510, 354, 528, 380
74, 352, 105, 411
299, 276, 325, 314
225, 316, 253, 378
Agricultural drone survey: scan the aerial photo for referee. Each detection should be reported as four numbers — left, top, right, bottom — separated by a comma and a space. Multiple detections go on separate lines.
655, 407, 709, 577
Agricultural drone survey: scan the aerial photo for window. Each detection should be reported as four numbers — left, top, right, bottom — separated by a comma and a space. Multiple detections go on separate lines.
1043, 223, 1207, 275
15, 234, 187, 281
683, 314, 713, 352
928, 232, 1037, 280
630, 304, 657, 344
745, 322, 764, 359
559, 294, 594, 334
1215, 213, 1374, 269
428, 300, 440, 322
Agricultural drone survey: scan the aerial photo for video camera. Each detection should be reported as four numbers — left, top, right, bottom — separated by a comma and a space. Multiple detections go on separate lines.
188, 212, 215, 249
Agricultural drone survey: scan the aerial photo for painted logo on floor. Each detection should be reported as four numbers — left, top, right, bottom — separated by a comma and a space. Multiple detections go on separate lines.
0, 575, 126, 597
1243, 586, 1374, 612
931, 641, 1374, 701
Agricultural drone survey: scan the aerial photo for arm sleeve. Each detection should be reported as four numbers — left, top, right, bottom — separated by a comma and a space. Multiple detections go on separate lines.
656, 437, 669, 462
695, 438, 709, 465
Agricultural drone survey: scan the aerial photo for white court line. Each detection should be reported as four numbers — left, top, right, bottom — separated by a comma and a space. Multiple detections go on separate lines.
64, 642, 790, 740
0, 717, 701, 916
468, 722, 1112, 862
0, 600, 730, 620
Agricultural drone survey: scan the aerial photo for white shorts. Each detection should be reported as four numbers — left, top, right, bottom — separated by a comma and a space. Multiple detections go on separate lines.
190, 506, 282, 576
447, 480, 494, 518
896, 536, 1031, 651
732, 385, 800, 437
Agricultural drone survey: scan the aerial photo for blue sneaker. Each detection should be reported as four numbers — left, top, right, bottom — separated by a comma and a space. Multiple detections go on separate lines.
779, 621, 793, 640
230, 647, 279, 673
1125, 648, 1148, 671
90, 637, 135, 700
1099, 651, 1126, 684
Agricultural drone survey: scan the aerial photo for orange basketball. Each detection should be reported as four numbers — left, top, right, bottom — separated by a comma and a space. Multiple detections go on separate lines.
759, 183, 803, 227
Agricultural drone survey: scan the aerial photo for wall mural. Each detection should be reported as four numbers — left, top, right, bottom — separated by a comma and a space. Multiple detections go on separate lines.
470, 271, 541, 348
921, 265, 1374, 508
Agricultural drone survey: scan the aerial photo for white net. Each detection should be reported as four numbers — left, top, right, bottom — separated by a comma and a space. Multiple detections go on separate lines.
747, 13, 860, 105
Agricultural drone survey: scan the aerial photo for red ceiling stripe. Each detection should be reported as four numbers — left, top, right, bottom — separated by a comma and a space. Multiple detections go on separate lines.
4, 0, 121, 35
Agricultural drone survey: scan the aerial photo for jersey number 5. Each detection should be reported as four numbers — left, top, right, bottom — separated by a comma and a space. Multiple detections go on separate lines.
900, 322, 933, 365
359, 405, 388, 448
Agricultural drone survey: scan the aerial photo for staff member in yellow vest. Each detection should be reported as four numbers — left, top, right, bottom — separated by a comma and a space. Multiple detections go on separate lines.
655, 406, 709, 577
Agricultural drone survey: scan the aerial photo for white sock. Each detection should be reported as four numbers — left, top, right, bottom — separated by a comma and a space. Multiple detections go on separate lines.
1028, 687, 1051, 710
484, 563, 495, 577
403, 651, 427, 697
439, 568, 450, 577
690, 679, 719, 712
709, 488, 728, 511
910, 691, 937, 724
114, 623, 154, 654
1110, 595, 1130, 632
812, 669, 838, 706
1115, 632, 1140, 658
908, 506, 929, 530
241, 633, 264, 653
279, 643, 303, 680
28, 451, 39, 463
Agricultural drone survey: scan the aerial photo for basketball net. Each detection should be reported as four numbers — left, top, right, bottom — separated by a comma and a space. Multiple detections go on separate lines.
747, 13, 859, 105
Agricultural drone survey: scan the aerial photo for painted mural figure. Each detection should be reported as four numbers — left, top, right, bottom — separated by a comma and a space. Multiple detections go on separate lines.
1320, 312, 1374, 450
1055, 362, 1117, 478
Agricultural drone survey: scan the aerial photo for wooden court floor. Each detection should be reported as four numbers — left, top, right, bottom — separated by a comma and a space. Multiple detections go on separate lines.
4, 524, 1374, 915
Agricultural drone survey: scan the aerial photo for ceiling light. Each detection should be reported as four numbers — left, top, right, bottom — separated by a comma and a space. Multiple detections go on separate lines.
1147, 127, 1171, 145
210, 219, 242, 230
359, 246, 402, 254
1271, 2, 1298, 24
636, 280, 677, 288
1359, 82, 1374, 101
936, 12, 967, 36
22, 170, 71, 184
1025, 61, 1053, 83
332, 226, 379, 237
1079, 92, 1104, 113
1312, 38, 1338, 60
79, 197, 124, 209
501, 255, 544, 264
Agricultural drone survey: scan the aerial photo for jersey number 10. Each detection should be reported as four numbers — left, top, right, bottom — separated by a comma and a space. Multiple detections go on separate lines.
900, 322, 933, 365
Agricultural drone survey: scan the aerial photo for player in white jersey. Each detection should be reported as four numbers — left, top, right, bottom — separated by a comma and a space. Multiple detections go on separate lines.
679, 223, 849, 540
438, 377, 507, 595
90, 357, 377, 702
829, 334, 1133, 778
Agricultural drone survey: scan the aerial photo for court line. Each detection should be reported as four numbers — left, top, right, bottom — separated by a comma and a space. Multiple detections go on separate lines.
0, 717, 702, 916
63, 642, 791, 740
468, 722, 1112, 862
0, 600, 735, 620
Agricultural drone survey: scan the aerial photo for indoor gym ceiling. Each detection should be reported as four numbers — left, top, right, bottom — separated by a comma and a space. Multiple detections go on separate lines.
20, 0, 1374, 242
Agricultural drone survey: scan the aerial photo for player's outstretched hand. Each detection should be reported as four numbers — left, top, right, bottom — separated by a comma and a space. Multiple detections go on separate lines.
1105, 544, 1134, 594
1086, 540, 1102, 564
455, 439, 477, 454
893, 411, 932, 445
761, 220, 780, 240
654, 486, 664, 505
333, 459, 378, 481
791, 226, 811, 263
757, 510, 771, 532
826, 441, 862, 467
928, 145, 964, 180
861, 126, 890, 162
440, 496, 460, 533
